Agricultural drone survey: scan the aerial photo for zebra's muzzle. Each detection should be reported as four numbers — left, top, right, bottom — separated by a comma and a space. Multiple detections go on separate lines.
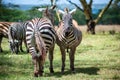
65, 31, 70, 37
65, 28, 71, 37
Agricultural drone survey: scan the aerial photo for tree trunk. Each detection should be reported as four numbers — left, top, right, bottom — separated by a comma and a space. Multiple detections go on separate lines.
80, 0, 95, 34
86, 19, 96, 34
68, 0, 113, 34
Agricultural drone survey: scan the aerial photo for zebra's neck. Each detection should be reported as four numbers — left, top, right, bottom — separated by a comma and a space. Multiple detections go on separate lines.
58, 28, 77, 44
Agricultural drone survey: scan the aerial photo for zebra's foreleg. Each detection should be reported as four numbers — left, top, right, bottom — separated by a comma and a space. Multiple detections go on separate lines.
69, 47, 76, 72
49, 45, 55, 73
60, 46, 66, 73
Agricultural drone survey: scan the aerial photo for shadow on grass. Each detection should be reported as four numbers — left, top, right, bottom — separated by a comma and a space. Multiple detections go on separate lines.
0, 53, 13, 79
0, 51, 30, 79
46, 67, 100, 77
0, 50, 10, 54
115, 33, 120, 40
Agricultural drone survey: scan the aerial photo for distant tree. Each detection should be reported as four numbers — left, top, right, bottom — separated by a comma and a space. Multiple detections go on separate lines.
0, 0, 2, 7
0, 0, 21, 21
100, 0, 120, 24
67, 0, 113, 34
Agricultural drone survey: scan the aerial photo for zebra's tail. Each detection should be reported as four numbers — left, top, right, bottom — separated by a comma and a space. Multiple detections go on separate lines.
35, 27, 46, 64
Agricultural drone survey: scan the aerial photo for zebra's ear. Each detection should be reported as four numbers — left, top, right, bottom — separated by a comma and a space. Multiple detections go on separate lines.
64, 8, 69, 13
51, 5, 56, 10
57, 9, 65, 15
37, 8, 46, 12
44, 6, 49, 15
69, 8, 77, 14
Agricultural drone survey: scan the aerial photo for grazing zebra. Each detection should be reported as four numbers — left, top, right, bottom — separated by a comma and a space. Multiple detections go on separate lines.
26, 5, 56, 77
0, 22, 13, 52
55, 8, 82, 73
8, 22, 28, 54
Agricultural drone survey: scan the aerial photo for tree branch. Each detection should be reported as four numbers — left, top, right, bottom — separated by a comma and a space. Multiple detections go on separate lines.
51, 0, 54, 6
89, 0, 93, 7
95, 0, 113, 24
67, 0, 84, 12
80, 0, 92, 20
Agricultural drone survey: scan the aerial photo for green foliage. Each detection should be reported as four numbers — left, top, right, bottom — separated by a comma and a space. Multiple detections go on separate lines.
100, 7, 120, 24
73, 9, 86, 25
0, 1, 120, 25
99, 0, 120, 24
0, 7, 42, 22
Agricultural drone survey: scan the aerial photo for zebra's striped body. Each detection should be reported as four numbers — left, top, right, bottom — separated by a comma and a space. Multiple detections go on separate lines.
26, 18, 56, 54
26, 5, 56, 77
56, 21, 81, 48
0, 22, 13, 52
26, 17, 56, 76
8, 22, 28, 54
55, 8, 82, 72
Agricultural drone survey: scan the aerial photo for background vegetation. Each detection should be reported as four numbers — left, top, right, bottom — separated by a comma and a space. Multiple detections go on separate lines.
0, 1, 120, 25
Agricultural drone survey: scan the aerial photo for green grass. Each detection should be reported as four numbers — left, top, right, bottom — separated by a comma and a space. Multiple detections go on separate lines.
0, 33, 120, 80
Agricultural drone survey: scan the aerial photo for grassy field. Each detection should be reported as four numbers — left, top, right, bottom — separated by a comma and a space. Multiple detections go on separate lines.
0, 31, 120, 80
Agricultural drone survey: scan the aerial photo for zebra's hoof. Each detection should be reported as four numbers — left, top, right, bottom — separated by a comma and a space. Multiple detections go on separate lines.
49, 68, 54, 73
71, 70, 76, 73
61, 68, 65, 73
34, 72, 39, 77
61, 69, 65, 74
21, 50, 24, 52
38, 72, 43, 76
27, 50, 29, 53
50, 70, 54, 73
0, 49, 3, 52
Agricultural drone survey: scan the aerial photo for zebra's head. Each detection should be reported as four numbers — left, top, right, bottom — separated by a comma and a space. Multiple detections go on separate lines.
58, 8, 76, 37
38, 5, 56, 25
9, 40, 19, 54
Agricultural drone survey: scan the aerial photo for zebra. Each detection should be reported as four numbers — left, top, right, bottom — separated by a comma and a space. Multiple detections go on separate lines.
0, 22, 13, 52
26, 5, 56, 77
55, 8, 82, 73
8, 22, 29, 54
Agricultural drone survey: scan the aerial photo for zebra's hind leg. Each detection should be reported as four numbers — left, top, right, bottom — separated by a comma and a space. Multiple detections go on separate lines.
49, 45, 55, 73
0, 36, 3, 52
24, 39, 29, 53
32, 58, 39, 77
60, 47, 66, 73
69, 47, 76, 72
20, 40, 24, 52
38, 56, 44, 76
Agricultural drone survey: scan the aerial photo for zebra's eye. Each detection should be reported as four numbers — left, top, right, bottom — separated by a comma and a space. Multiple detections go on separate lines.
69, 19, 72, 23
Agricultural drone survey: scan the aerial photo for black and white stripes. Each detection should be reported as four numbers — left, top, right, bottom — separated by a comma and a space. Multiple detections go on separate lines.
26, 17, 56, 76
57, 21, 78, 48
0, 22, 13, 52
8, 22, 28, 54
26, 18, 56, 56
57, 8, 80, 49
56, 8, 82, 72
26, 5, 56, 77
